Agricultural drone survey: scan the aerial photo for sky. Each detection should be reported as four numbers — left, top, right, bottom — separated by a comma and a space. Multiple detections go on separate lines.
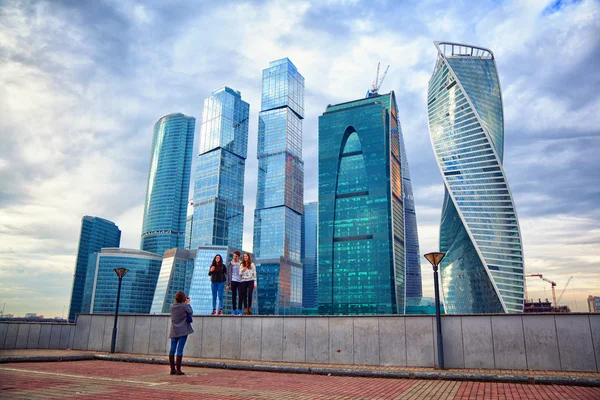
0, 0, 598, 317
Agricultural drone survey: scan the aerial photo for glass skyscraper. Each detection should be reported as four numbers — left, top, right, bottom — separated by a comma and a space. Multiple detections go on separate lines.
87, 248, 163, 315
190, 87, 249, 249
427, 41, 525, 314
318, 91, 406, 315
400, 124, 423, 300
150, 248, 196, 314
68, 216, 121, 321
253, 58, 305, 315
301, 202, 318, 309
141, 113, 195, 257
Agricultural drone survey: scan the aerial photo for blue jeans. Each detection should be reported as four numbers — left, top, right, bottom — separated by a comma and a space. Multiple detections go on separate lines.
169, 335, 188, 357
211, 281, 225, 310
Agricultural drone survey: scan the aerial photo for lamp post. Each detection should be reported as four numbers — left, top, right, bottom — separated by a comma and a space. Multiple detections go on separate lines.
110, 267, 129, 353
424, 252, 445, 370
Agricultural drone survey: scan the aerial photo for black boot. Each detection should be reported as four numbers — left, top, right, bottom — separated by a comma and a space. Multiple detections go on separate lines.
169, 355, 176, 375
176, 356, 185, 375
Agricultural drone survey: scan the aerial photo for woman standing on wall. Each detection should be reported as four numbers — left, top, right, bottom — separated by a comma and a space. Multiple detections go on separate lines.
208, 254, 227, 315
239, 253, 257, 315
169, 291, 193, 375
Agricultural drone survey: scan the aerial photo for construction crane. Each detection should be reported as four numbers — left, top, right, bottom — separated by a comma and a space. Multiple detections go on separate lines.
525, 274, 557, 308
366, 62, 390, 98
557, 276, 573, 304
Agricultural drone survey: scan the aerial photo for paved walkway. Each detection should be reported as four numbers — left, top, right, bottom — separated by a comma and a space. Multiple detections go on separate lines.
1, 359, 600, 399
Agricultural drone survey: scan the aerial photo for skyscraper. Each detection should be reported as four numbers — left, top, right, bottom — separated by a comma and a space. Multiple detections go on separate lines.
400, 125, 423, 300
427, 41, 525, 314
68, 216, 121, 321
253, 58, 305, 315
87, 248, 163, 315
301, 202, 318, 309
318, 91, 406, 315
150, 248, 196, 314
141, 113, 195, 257
190, 87, 249, 249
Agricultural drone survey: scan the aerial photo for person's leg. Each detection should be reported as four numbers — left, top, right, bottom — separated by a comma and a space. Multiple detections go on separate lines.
211, 282, 217, 312
247, 282, 254, 313
175, 335, 188, 375
239, 281, 248, 312
168, 337, 177, 374
217, 282, 224, 313
231, 281, 239, 314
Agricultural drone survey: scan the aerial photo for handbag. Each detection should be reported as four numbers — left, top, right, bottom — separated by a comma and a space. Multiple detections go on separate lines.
186, 314, 193, 323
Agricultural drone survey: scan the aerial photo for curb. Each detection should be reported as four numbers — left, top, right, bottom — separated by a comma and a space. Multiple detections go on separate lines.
2, 354, 599, 387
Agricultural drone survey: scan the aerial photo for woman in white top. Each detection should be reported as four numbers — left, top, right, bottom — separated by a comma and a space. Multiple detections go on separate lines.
239, 253, 257, 315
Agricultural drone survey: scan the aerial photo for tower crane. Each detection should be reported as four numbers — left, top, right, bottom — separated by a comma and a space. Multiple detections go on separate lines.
367, 62, 390, 98
557, 276, 573, 304
525, 274, 565, 310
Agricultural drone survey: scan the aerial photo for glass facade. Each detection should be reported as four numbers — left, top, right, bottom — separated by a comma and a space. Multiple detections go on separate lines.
141, 113, 195, 257
253, 58, 305, 315
427, 42, 525, 314
150, 249, 196, 314
184, 214, 193, 250
302, 202, 318, 309
318, 92, 406, 315
399, 124, 423, 300
68, 216, 121, 321
191, 87, 249, 250
88, 248, 163, 315
187, 246, 257, 315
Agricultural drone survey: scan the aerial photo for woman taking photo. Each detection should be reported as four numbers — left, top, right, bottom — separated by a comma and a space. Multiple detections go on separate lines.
239, 253, 257, 315
169, 291, 193, 375
208, 254, 227, 315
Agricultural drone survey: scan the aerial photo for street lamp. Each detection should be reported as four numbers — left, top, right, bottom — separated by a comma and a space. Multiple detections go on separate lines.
110, 267, 129, 353
424, 252, 445, 370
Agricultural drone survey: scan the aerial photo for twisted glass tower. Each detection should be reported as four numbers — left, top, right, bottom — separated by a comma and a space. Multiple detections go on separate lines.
427, 42, 525, 314
253, 58, 304, 315
141, 113, 195, 256
191, 87, 249, 249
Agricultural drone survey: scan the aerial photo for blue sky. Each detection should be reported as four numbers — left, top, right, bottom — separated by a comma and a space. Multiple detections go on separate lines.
0, 0, 598, 317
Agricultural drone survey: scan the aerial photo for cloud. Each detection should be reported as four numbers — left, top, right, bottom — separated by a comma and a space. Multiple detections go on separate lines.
0, 0, 598, 316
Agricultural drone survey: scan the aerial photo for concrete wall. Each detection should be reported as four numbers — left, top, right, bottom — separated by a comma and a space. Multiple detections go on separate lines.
4, 313, 599, 372
0, 322, 74, 350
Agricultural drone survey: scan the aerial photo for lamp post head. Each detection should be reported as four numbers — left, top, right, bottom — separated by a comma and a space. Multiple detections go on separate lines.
113, 267, 129, 279
424, 252, 445, 270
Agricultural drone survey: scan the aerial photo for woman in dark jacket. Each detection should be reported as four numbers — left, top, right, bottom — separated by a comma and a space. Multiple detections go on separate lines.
208, 254, 227, 315
169, 291, 194, 375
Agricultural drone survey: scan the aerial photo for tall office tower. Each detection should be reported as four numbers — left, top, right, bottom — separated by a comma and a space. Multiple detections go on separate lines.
588, 295, 600, 313
301, 202, 318, 310
184, 214, 193, 250
87, 248, 163, 314
190, 87, 249, 249
318, 91, 406, 315
427, 41, 525, 314
141, 113, 195, 257
400, 125, 422, 300
68, 216, 121, 321
253, 58, 305, 315
150, 248, 196, 314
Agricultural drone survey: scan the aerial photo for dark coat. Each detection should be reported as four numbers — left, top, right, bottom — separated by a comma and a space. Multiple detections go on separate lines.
169, 302, 194, 338
208, 264, 227, 283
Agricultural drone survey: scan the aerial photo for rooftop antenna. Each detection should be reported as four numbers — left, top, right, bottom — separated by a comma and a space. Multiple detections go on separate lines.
366, 62, 390, 98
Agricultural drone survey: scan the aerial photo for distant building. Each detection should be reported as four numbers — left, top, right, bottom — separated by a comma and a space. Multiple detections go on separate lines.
24, 313, 37, 318
253, 58, 305, 315
318, 91, 406, 315
150, 248, 196, 314
427, 41, 525, 314
588, 295, 600, 313
141, 113, 195, 257
87, 248, 163, 315
405, 297, 445, 315
68, 216, 121, 321
302, 202, 318, 309
191, 87, 249, 249
184, 214, 193, 250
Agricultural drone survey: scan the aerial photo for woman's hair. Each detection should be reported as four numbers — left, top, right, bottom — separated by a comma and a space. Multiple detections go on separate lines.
211, 254, 223, 271
175, 291, 186, 303
241, 253, 253, 269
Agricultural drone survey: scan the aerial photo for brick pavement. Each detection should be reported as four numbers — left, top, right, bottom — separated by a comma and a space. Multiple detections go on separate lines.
1, 360, 599, 399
